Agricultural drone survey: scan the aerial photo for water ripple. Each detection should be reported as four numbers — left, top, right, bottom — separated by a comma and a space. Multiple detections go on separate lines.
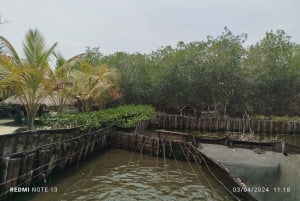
30, 149, 234, 201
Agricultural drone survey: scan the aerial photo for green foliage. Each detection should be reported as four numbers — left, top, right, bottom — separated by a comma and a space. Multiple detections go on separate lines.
84, 47, 103, 66
41, 105, 155, 129
4, 26, 300, 124
0, 29, 57, 129
99, 27, 300, 117
54, 47, 120, 112
245, 30, 300, 116
100, 27, 249, 116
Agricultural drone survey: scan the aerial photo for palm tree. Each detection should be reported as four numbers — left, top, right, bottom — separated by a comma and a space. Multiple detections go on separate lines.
55, 52, 120, 112
47, 51, 75, 112
70, 63, 120, 111
0, 29, 57, 129
0, 55, 14, 100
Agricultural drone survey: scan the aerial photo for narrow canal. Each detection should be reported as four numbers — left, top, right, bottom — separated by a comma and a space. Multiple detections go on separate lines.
19, 149, 234, 201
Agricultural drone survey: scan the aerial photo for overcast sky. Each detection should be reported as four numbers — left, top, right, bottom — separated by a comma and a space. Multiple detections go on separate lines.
0, 0, 299, 59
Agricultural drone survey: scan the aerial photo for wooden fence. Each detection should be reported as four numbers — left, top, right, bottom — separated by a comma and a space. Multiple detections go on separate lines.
0, 126, 114, 201
152, 114, 300, 135
1, 117, 298, 201
0, 119, 153, 200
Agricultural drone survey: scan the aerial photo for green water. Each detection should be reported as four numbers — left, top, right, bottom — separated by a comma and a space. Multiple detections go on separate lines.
24, 149, 234, 201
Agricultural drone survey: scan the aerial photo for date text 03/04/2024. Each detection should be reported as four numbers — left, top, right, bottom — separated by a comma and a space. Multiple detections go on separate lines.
9, 186, 58, 193
232, 186, 292, 193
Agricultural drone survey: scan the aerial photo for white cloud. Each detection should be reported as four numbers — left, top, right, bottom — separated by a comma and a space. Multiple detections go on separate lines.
1, 0, 299, 58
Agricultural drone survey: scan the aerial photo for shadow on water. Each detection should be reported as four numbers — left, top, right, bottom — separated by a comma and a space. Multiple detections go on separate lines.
18, 149, 234, 201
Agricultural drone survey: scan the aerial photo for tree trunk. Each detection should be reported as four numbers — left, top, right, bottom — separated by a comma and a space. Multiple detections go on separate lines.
26, 105, 39, 130
82, 99, 92, 112
27, 112, 34, 130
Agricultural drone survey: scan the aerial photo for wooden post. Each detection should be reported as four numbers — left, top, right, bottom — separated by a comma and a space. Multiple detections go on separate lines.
193, 117, 196, 130
163, 115, 166, 128
205, 118, 208, 131
296, 122, 300, 134
269, 121, 273, 134
197, 118, 201, 130
70, 141, 79, 164
0, 156, 9, 199
52, 133, 57, 143
23, 133, 30, 151
158, 114, 162, 128
77, 139, 86, 162
256, 120, 261, 133
230, 118, 234, 131
0, 136, 7, 156
225, 118, 229, 131
286, 122, 290, 134
231, 119, 235, 131
19, 152, 36, 187
262, 121, 265, 133
11, 134, 20, 153
84, 135, 91, 159
265, 121, 270, 133
281, 122, 286, 134
4, 158, 21, 196
238, 119, 243, 132
90, 135, 96, 154
273, 121, 278, 134
293, 121, 297, 134
179, 116, 183, 129
35, 133, 41, 148
245, 119, 250, 133
208, 118, 212, 131
183, 117, 187, 129
169, 140, 172, 157
150, 137, 154, 156
47, 148, 57, 175
43, 133, 49, 145
36, 149, 49, 182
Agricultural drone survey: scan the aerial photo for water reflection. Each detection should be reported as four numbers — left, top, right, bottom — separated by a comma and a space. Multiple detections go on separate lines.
29, 149, 233, 201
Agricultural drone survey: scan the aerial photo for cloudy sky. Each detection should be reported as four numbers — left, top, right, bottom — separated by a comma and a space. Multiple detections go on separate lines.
0, 0, 299, 59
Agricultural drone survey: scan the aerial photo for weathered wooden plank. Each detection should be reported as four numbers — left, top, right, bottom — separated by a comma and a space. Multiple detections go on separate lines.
11, 134, 20, 154
19, 152, 36, 187
0, 136, 7, 156
4, 158, 21, 195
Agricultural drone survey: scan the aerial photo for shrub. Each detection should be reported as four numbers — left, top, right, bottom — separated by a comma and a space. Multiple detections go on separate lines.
41, 105, 154, 129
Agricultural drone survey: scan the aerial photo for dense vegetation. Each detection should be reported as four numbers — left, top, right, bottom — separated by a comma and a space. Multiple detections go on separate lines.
0, 30, 120, 129
98, 28, 300, 117
41, 105, 154, 129
1, 27, 300, 130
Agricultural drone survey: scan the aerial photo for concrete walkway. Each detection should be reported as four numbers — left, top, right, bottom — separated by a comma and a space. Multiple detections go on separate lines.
0, 119, 21, 135
199, 143, 300, 201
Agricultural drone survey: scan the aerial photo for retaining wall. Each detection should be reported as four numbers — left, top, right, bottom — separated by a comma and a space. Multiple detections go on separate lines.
152, 114, 300, 134
0, 127, 114, 201
1, 116, 293, 201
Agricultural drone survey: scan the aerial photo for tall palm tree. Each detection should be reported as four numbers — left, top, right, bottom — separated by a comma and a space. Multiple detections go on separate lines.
0, 29, 57, 129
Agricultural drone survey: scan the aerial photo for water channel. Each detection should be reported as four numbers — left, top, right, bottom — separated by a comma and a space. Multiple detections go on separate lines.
19, 149, 234, 201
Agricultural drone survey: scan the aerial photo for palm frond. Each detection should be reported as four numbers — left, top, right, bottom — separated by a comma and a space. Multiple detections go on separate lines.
23, 29, 57, 69
0, 36, 22, 66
